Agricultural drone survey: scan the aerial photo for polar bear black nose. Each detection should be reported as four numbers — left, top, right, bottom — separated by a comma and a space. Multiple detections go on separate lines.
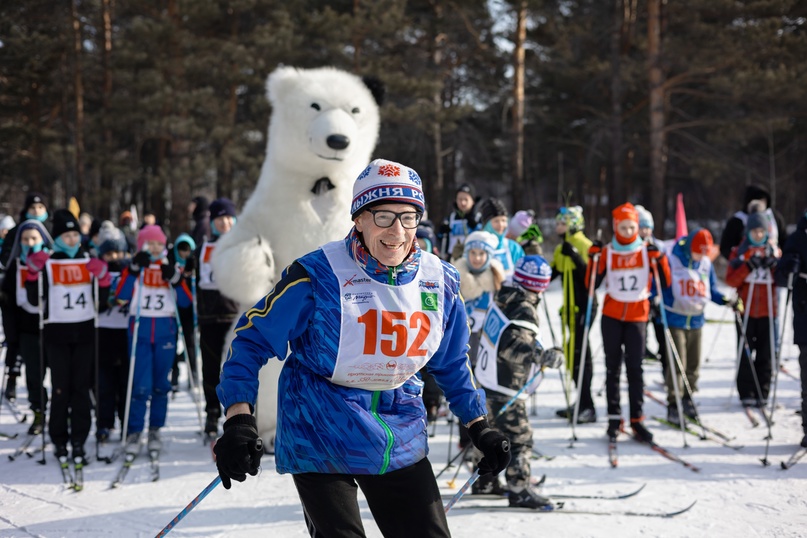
327, 135, 350, 150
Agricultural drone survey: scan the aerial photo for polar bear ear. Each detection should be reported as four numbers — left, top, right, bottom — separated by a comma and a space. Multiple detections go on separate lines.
266, 65, 300, 104
362, 76, 385, 106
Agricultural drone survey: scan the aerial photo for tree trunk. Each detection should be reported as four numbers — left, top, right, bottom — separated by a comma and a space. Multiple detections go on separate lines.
647, 0, 667, 225
610, 0, 624, 204
511, 1, 527, 210
430, 4, 445, 217
70, 0, 86, 208
100, 0, 114, 219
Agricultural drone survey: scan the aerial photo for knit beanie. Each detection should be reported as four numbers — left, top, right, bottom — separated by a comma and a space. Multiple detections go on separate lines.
463, 230, 498, 274
689, 228, 713, 256
24, 192, 47, 210
746, 208, 769, 246
209, 198, 237, 220
456, 183, 475, 199
351, 159, 425, 219
97, 236, 129, 256
635, 204, 654, 230
478, 198, 508, 225
51, 209, 80, 238
508, 210, 534, 238
513, 255, 552, 293
137, 224, 167, 251
555, 206, 585, 234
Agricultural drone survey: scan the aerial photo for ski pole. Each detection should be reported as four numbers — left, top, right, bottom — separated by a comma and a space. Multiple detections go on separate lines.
121, 271, 145, 450
727, 278, 755, 407
444, 469, 479, 513
190, 274, 202, 391
732, 309, 772, 431
154, 475, 221, 537
570, 230, 600, 446
168, 282, 205, 437
662, 324, 708, 440
703, 307, 728, 363
761, 271, 790, 466
541, 295, 558, 347
36, 272, 46, 465
652, 262, 688, 448
92, 276, 104, 463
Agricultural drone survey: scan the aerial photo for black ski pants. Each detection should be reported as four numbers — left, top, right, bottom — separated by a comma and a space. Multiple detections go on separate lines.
568, 310, 595, 411
97, 328, 130, 432
602, 316, 646, 420
800, 345, 807, 435
736, 316, 773, 404
47, 340, 94, 450
292, 457, 451, 538
200, 321, 229, 418
20, 331, 48, 412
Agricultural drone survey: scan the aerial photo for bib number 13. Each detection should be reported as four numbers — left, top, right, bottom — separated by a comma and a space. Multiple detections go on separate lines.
357, 309, 431, 357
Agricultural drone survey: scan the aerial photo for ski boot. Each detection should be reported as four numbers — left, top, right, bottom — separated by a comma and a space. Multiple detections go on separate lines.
71, 444, 88, 466
576, 408, 597, 424
801, 435, 807, 449
606, 418, 624, 438
630, 419, 653, 443
124, 432, 142, 456
54, 443, 69, 459
508, 487, 553, 510
4, 374, 17, 402
28, 410, 45, 436
204, 414, 220, 438
147, 429, 162, 452
682, 398, 698, 420
666, 405, 680, 426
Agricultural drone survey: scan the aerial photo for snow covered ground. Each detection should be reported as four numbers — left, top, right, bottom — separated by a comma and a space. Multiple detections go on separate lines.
1, 280, 805, 537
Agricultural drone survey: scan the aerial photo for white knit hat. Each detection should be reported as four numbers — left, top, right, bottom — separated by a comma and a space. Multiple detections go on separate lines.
0, 215, 15, 232
351, 159, 425, 218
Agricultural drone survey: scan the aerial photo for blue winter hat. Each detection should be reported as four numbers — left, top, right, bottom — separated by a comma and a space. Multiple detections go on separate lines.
209, 198, 237, 220
97, 236, 129, 256
351, 159, 425, 219
746, 209, 769, 246
513, 255, 552, 293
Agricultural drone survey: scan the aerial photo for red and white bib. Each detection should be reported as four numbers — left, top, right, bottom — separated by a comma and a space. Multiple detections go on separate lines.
131, 264, 174, 318
45, 259, 94, 324
198, 241, 217, 290
605, 246, 650, 303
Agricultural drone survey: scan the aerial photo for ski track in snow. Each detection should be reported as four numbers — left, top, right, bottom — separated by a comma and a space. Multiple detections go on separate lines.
1, 281, 806, 537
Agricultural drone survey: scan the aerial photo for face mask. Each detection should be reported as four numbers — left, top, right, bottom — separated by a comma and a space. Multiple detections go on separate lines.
26, 211, 48, 223
21, 242, 44, 263
54, 236, 80, 258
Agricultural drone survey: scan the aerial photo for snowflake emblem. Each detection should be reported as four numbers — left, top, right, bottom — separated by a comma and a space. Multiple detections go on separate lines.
377, 164, 401, 177
357, 166, 371, 181
408, 169, 422, 185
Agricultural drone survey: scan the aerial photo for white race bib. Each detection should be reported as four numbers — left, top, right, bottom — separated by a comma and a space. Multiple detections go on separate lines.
323, 242, 445, 391
132, 264, 175, 318
45, 259, 94, 324
605, 247, 650, 303
98, 271, 130, 329
667, 246, 711, 316
16, 264, 38, 315
198, 242, 217, 290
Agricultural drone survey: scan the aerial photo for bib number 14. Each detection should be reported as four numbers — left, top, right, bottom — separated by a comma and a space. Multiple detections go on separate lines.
357, 309, 431, 358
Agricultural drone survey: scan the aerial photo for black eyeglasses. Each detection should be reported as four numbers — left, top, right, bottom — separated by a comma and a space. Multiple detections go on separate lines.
368, 209, 422, 229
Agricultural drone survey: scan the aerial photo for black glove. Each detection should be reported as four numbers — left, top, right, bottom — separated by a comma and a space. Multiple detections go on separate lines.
781, 254, 800, 275
213, 414, 263, 490
183, 256, 196, 274
130, 251, 151, 274
160, 263, 180, 285
560, 241, 578, 257
746, 255, 763, 271
468, 418, 510, 476
760, 256, 776, 269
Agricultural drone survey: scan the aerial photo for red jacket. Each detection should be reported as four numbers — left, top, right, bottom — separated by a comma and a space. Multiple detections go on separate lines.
725, 245, 778, 319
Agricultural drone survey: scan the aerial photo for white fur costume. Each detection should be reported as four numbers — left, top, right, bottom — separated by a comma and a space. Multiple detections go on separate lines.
211, 66, 382, 449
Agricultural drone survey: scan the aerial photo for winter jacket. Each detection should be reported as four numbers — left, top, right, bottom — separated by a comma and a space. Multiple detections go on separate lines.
455, 256, 503, 334
193, 236, 240, 325
550, 231, 597, 320
725, 242, 779, 319
775, 212, 807, 345
483, 222, 525, 281
115, 261, 192, 342
587, 242, 671, 323
217, 233, 486, 476
657, 234, 727, 330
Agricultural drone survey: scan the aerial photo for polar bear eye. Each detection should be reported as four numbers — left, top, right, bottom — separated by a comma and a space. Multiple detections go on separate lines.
310, 103, 321, 111
351, 107, 360, 114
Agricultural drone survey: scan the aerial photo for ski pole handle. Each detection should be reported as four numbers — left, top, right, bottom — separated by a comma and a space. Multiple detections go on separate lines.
155, 475, 221, 537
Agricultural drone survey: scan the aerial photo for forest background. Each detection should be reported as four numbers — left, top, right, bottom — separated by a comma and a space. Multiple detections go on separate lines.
1, 0, 806, 240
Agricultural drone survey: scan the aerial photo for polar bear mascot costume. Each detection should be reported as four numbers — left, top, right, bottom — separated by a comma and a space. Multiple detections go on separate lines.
211, 66, 383, 451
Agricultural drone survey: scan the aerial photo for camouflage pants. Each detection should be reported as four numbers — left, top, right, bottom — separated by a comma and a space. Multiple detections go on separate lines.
472, 393, 534, 491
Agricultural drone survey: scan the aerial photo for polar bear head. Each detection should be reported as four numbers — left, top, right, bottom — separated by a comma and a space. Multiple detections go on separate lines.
265, 66, 384, 193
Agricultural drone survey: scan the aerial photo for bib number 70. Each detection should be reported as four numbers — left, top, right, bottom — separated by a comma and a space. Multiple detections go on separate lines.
357, 309, 431, 357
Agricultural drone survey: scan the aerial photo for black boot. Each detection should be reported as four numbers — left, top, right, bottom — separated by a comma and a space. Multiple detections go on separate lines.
4, 374, 17, 401
28, 410, 45, 436
630, 419, 653, 443
666, 405, 680, 426
508, 487, 553, 510
606, 418, 623, 438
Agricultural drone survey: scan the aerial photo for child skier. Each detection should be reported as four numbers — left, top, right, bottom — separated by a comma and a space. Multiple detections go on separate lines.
440, 183, 479, 261
472, 254, 564, 507
476, 198, 525, 283
168, 233, 197, 394
587, 203, 671, 442
656, 229, 736, 424
1, 220, 53, 436
24, 209, 110, 462
95, 231, 132, 444
195, 198, 240, 438
115, 225, 191, 454
725, 209, 780, 408
550, 205, 597, 424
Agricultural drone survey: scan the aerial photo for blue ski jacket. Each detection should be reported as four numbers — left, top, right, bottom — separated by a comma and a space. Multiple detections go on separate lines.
217, 234, 487, 475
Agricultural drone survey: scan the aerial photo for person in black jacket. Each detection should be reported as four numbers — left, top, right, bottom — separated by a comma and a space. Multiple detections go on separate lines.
776, 209, 807, 448
25, 210, 110, 461
720, 184, 786, 260
195, 198, 240, 438
0, 192, 51, 269
1, 220, 53, 434
189, 195, 211, 247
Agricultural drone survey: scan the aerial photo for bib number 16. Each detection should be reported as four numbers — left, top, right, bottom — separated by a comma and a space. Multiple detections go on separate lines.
357, 309, 431, 358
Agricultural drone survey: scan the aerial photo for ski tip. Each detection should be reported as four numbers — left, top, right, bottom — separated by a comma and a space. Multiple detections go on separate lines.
666, 500, 697, 517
